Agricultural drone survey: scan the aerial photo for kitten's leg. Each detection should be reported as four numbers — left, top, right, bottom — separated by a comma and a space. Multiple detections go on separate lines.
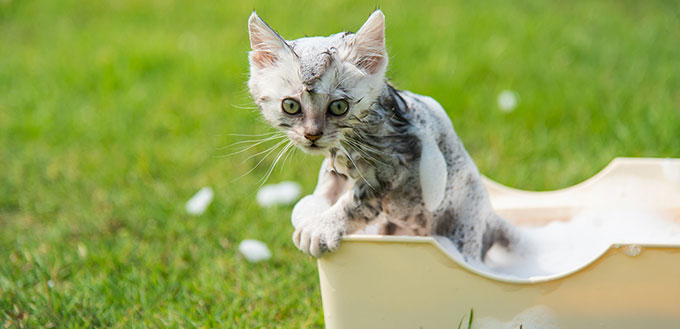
312, 158, 350, 204
293, 185, 380, 258
481, 214, 517, 260
291, 158, 349, 227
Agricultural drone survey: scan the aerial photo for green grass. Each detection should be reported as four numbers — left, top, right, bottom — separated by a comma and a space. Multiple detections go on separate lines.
457, 309, 473, 329
1, 0, 679, 327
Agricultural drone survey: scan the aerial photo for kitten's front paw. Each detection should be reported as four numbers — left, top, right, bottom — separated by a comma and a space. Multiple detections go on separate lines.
292, 216, 345, 258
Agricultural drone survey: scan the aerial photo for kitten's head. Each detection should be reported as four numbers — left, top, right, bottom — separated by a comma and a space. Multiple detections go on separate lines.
247, 10, 388, 155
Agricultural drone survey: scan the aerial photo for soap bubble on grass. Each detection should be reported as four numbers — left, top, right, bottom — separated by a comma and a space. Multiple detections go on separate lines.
238, 239, 272, 263
185, 187, 214, 216
77, 243, 87, 258
497, 90, 519, 112
256, 181, 301, 207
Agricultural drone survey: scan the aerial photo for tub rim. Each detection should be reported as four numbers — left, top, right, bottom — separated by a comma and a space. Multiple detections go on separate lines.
483, 156, 678, 195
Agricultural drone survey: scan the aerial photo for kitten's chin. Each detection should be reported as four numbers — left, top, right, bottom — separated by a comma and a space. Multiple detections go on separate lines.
298, 144, 330, 156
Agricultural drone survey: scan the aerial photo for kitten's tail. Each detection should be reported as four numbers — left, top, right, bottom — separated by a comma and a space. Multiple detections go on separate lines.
481, 215, 518, 260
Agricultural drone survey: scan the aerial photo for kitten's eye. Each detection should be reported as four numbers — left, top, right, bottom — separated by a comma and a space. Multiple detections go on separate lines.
281, 98, 301, 115
328, 99, 349, 116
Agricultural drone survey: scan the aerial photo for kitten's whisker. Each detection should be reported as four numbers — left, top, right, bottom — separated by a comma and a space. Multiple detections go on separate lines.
226, 133, 285, 147
348, 136, 392, 155
218, 133, 285, 150
218, 138, 285, 157
258, 141, 295, 187
225, 131, 282, 137
279, 142, 298, 174
357, 142, 391, 157
232, 104, 260, 110
344, 134, 391, 155
343, 141, 372, 167
240, 139, 288, 164
353, 146, 384, 169
214, 129, 279, 137
344, 139, 386, 166
357, 148, 386, 167
338, 144, 375, 191
233, 139, 288, 181
215, 135, 287, 157
349, 131, 404, 138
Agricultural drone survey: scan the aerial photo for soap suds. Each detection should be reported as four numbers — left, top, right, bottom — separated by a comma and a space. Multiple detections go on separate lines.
439, 207, 680, 280
474, 305, 558, 329
256, 181, 301, 207
497, 90, 519, 113
238, 239, 272, 263
418, 133, 447, 212
662, 158, 680, 183
185, 187, 214, 216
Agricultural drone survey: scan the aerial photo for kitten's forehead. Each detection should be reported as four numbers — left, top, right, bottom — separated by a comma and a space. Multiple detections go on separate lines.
289, 32, 351, 87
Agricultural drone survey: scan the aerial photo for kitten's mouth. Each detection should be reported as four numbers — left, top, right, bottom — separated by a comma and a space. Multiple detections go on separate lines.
307, 143, 323, 150
300, 141, 328, 154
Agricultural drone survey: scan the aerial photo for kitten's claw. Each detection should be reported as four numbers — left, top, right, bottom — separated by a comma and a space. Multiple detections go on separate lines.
292, 217, 345, 258
309, 234, 322, 258
292, 228, 302, 247
299, 229, 311, 253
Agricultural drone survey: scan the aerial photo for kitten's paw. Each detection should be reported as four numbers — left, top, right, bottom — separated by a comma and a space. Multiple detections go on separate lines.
292, 217, 345, 258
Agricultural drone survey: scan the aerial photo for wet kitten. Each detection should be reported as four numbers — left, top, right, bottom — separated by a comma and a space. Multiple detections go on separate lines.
247, 10, 515, 262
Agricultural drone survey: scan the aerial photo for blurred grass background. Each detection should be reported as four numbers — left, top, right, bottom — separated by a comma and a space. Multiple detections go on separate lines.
1, 0, 679, 327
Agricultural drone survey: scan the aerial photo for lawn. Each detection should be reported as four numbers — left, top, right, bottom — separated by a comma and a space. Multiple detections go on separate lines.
1, 0, 679, 327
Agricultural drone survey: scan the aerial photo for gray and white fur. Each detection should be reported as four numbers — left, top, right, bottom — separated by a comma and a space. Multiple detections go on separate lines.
247, 10, 515, 262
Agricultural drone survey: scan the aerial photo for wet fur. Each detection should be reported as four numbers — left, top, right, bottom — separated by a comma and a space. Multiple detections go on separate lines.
247, 10, 515, 261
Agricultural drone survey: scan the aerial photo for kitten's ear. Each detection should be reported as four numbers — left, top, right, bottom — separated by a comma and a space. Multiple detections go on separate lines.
349, 10, 387, 75
248, 12, 294, 69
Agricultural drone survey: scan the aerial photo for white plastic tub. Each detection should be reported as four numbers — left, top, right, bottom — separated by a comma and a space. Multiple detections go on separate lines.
317, 158, 680, 329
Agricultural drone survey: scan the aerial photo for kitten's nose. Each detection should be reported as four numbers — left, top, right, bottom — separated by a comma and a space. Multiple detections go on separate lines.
304, 132, 323, 142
